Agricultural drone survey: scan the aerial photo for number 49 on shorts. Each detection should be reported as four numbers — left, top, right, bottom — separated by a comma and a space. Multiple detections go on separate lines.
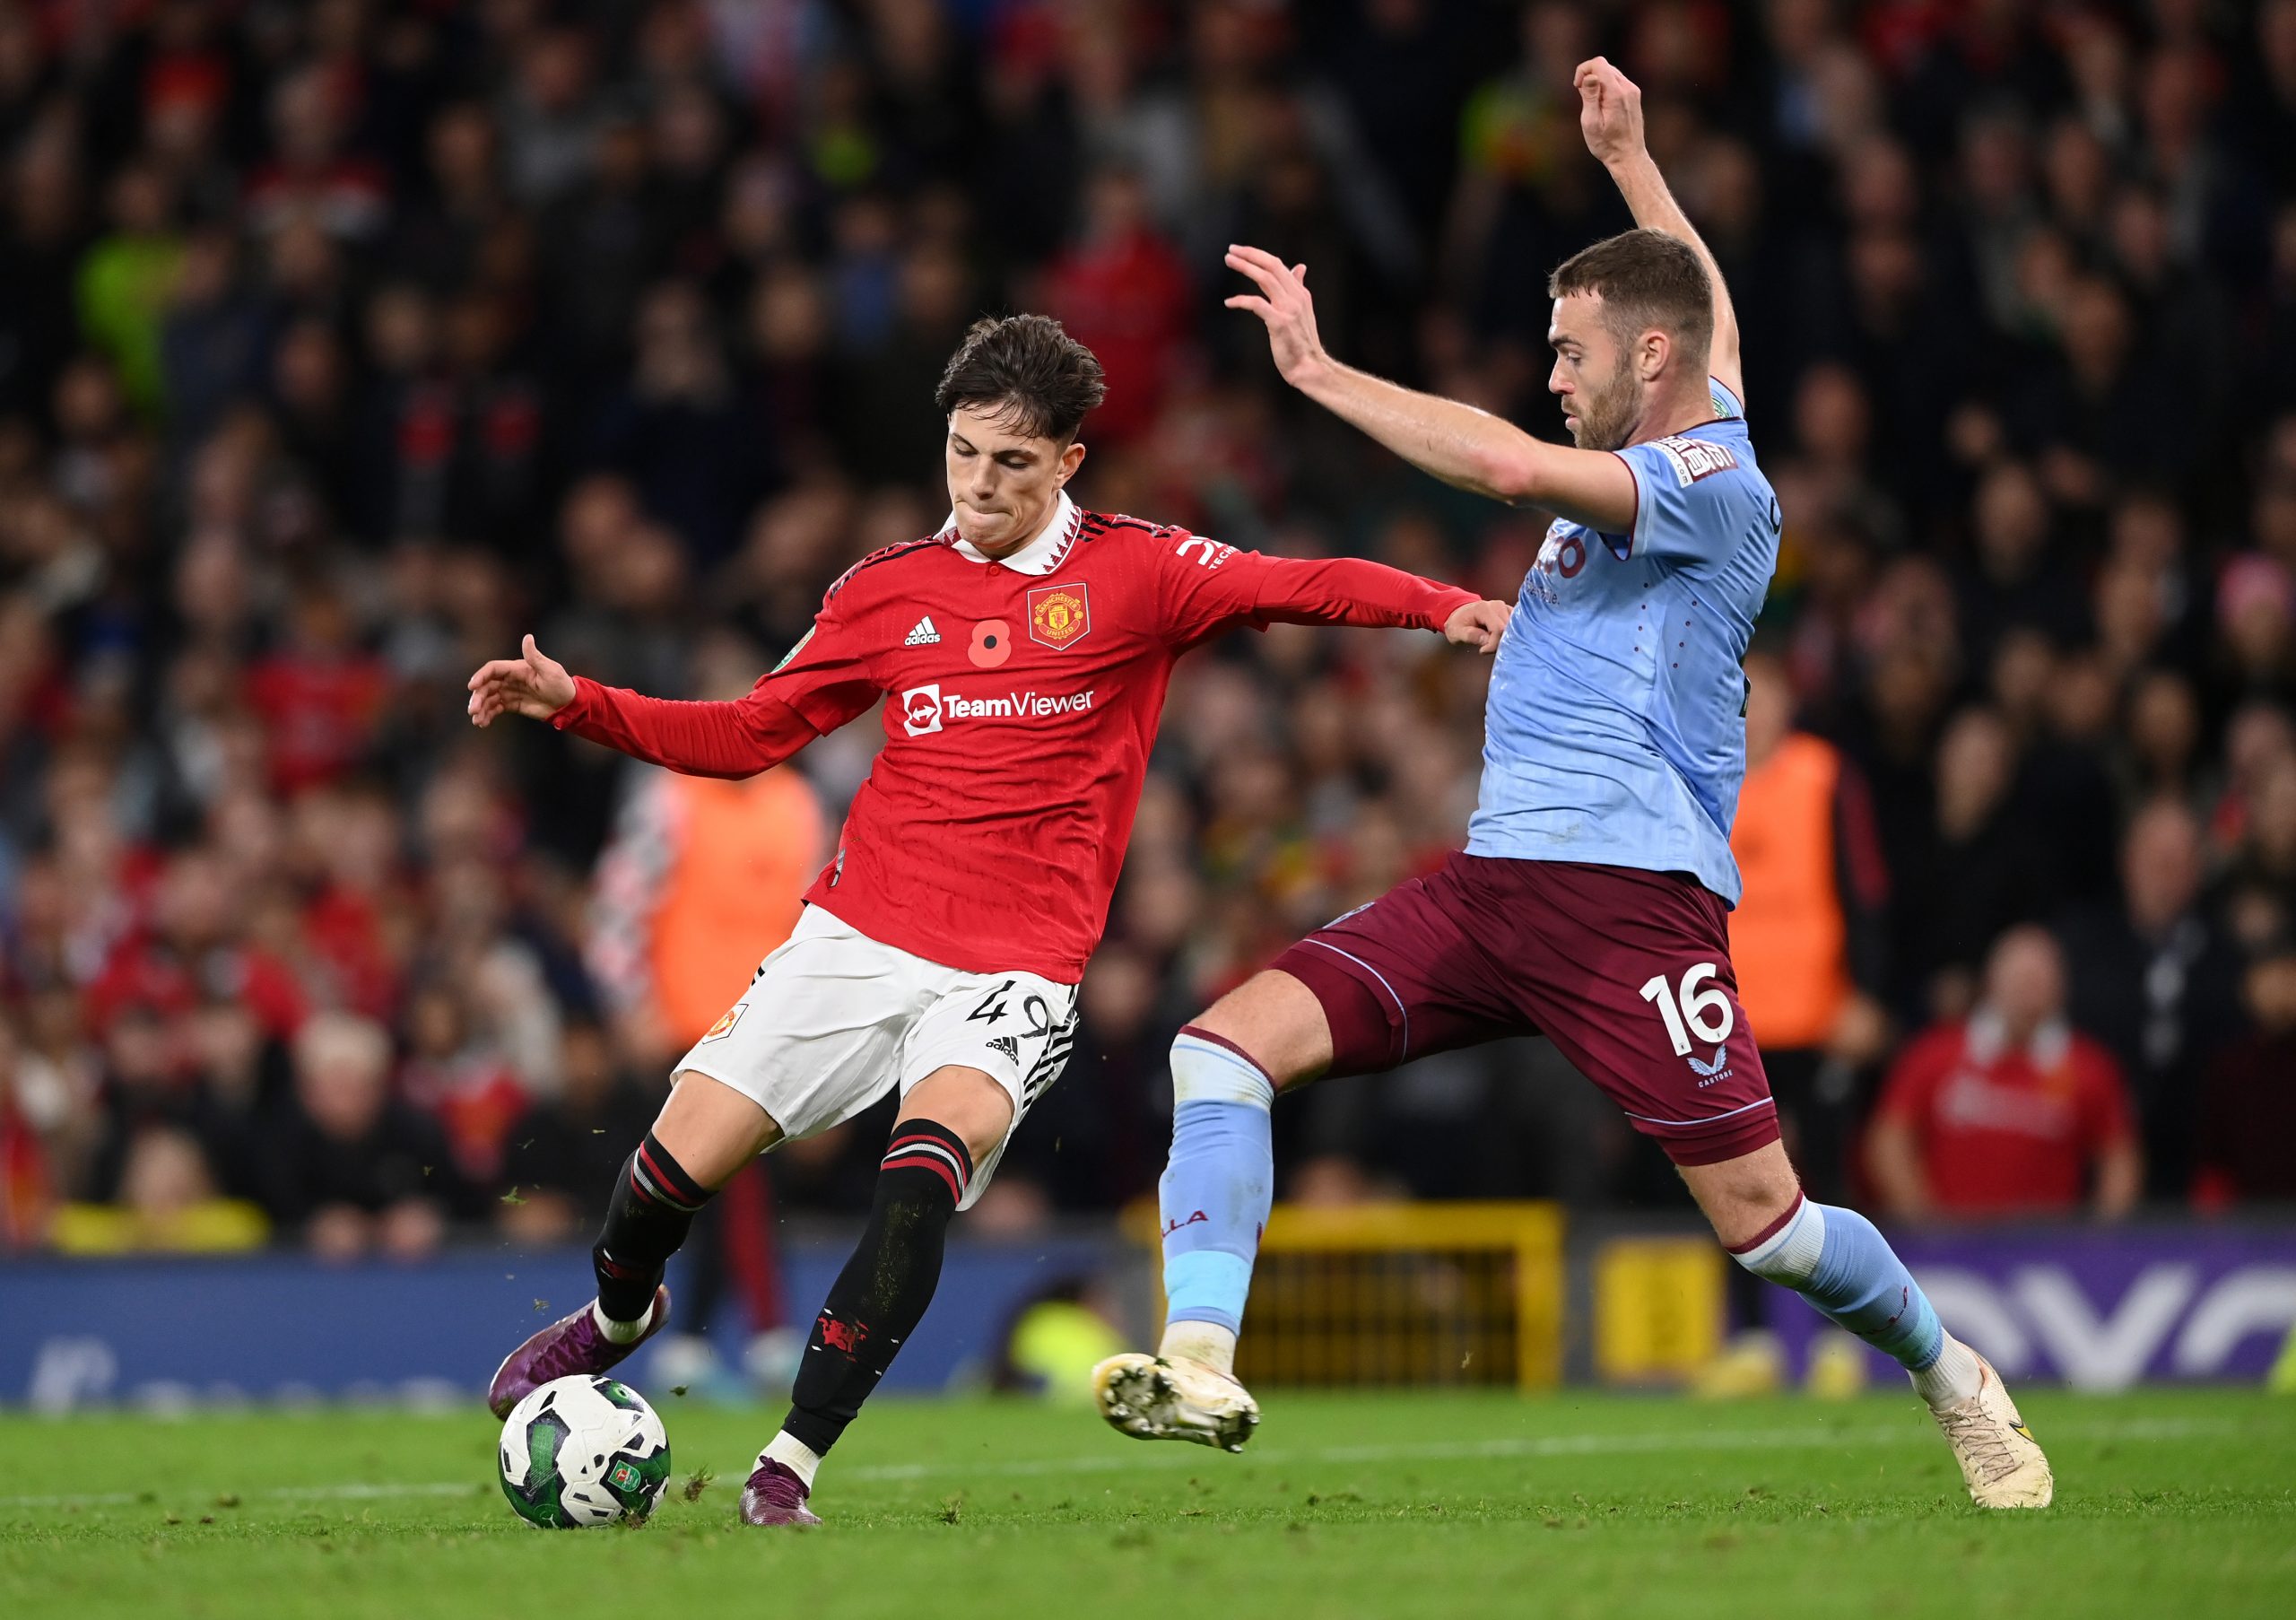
1638, 962, 1735, 1057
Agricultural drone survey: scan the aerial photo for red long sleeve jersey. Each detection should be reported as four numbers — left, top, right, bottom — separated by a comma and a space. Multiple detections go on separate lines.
555, 499, 1478, 981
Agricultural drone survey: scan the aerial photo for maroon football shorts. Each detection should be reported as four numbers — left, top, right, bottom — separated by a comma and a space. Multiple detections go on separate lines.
1270, 852, 1779, 1167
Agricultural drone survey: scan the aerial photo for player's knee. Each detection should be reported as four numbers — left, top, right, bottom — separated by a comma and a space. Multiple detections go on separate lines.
1681, 1139, 1801, 1248
1186, 971, 1329, 1091
1170, 1026, 1276, 1110
902, 1066, 1013, 1164
656, 1069, 783, 1181
1721, 1189, 1826, 1290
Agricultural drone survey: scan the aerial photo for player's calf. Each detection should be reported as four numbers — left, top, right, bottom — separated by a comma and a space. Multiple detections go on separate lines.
1726, 1189, 2051, 1508
744, 1117, 975, 1522
1154, 1027, 1278, 1368
1096, 1023, 1289, 1450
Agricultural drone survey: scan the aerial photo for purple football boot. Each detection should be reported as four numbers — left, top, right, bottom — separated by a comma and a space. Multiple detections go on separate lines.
487, 1286, 671, 1418
739, 1459, 822, 1528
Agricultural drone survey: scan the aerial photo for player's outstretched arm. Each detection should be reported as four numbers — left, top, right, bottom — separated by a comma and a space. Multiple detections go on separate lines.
1225, 245, 1637, 533
1254, 553, 1508, 651
1575, 56, 1744, 408
1156, 532, 1508, 652
466, 633, 838, 779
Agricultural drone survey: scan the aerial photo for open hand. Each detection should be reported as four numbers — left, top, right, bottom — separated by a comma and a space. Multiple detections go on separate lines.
466, 634, 577, 727
1575, 57, 1646, 168
1224, 243, 1328, 389
1443, 598, 1511, 654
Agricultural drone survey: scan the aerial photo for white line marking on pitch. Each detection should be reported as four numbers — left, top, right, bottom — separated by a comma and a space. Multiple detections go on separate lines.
2, 1416, 2222, 1510
838, 1415, 2228, 1483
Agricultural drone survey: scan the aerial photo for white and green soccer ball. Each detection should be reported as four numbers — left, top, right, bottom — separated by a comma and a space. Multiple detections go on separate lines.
498, 1374, 672, 1529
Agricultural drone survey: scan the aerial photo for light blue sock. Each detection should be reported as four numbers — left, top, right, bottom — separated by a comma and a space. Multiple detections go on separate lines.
1730, 1197, 1944, 1371
1158, 1029, 1274, 1337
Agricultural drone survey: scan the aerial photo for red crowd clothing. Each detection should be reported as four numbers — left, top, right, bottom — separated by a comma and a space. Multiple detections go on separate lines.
87, 935, 309, 1040
244, 651, 390, 794
1871, 1015, 2137, 1215
553, 497, 1477, 982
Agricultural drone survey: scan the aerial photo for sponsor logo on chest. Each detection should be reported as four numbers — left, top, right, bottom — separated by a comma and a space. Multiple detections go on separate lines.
1938, 1065, 2077, 1138
900, 681, 1098, 736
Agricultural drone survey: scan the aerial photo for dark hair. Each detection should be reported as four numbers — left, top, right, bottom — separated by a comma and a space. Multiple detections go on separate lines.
934, 314, 1107, 442
1548, 228, 1714, 370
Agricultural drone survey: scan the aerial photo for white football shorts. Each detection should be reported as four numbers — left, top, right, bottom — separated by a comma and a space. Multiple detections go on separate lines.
671, 904, 1080, 1209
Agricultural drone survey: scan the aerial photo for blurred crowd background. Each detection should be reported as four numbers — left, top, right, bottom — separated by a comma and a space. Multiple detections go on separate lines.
3, 0, 2293, 1269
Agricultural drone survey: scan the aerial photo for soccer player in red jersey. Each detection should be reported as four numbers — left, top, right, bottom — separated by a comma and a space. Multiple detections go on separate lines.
470, 313, 1509, 1526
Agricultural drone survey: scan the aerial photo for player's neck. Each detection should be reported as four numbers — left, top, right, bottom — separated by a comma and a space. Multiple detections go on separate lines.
960, 492, 1063, 561
1621, 379, 1719, 449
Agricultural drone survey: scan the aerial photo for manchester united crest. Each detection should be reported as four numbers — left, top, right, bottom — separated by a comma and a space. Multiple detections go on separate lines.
1028, 581, 1091, 649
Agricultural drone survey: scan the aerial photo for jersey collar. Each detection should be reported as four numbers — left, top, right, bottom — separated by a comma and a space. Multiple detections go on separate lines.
941, 491, 1082, 576
1965, 1008, 2071, 1069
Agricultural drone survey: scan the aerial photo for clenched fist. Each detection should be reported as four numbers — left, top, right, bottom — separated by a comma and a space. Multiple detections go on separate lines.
1575, 57, 1647, 168
1443, 598, 1512, 655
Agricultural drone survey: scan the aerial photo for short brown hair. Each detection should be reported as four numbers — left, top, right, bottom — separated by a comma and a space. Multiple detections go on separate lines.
934, 314, 1107, 442
1549, 228, 1714, 370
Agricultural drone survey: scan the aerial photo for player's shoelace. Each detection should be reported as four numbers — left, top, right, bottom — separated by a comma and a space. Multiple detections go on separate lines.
1936, 1402, 2023, 1484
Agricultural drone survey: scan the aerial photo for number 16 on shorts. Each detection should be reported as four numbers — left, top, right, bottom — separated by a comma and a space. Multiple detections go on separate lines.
1639, 962, 1735, 1062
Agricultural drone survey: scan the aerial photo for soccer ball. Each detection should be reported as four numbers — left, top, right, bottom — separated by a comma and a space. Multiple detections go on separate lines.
498, 1374, 672, 1529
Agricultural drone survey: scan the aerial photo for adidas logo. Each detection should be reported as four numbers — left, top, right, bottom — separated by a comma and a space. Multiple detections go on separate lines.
904, 616, 942, 647
988, 1036, 1020, 1062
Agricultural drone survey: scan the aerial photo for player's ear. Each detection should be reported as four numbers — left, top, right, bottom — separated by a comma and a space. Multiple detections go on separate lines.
1639, 328, 1669, 383
1056, 438, 1087, 485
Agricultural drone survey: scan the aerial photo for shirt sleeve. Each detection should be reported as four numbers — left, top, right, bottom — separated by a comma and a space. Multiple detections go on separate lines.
551, 596, 880, 778
1613, 430, 1752, 566
2074, 1043, 2137, 1154
1153, 530, 1478, 649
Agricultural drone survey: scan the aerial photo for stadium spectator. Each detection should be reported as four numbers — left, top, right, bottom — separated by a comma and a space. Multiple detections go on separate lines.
2192, 946, 2296, 1208
1867, 928, 2143, 1220
1726, 648, 1891, 1203
48, 1123, 266, 1255
2059, 800, 2245, 1198
259, 1012, 465, 1261
1900, 706, 2045, 1015
498, 1016, 658, 1245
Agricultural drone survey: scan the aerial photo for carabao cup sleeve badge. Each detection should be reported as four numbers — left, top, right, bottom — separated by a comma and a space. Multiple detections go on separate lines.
1027, 581, 1091, 649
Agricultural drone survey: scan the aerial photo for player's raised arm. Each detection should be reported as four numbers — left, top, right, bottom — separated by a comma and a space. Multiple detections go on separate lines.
1576, 56, 1743, 408
1224, 244, 1639, 534
466, 605, 879, 779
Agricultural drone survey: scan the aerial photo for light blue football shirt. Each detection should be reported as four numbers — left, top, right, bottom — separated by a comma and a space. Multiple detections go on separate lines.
1466, 380, 1779, 905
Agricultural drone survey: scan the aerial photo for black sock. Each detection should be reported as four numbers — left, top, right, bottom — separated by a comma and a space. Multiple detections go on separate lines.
782, 1119, 971, 1455
593, 1132, 713, 1323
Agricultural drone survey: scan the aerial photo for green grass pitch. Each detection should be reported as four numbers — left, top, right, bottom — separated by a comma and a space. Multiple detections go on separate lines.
4, 1389, 2292, 1620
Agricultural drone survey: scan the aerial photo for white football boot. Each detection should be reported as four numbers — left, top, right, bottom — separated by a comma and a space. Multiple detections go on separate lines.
1928, 1351, 2054, 1508
1091, 1354, 1261, 1453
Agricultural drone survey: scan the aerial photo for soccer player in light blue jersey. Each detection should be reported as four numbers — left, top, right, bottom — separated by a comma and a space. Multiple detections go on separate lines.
1093, 58, 2053, 1510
